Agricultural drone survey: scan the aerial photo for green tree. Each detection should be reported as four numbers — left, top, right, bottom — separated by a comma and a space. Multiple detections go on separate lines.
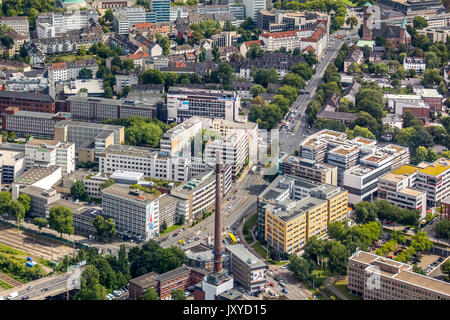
104, 218, 117, 242
217, 63, 235, 87
171, 289, 186, 300
250, 84, 266, 98
48, 206, 74, 238
77, 68, 93, 80
413, 16, 428, 29
328, 241, 350, 274
441, 259, 450, 280
282, 73, 306, 91
0, 191, 12, 213
346, 16, 358, 29
75, 265, 107, 300
410, 232, 433, 253
423, 69, 443, 87
414, 146, 428, 164
434, 219, 450, 239
71, 181, 88, 201
33, 217, 47, 233
160, 220, 167, 233
288, 255, 313, 282
290, 62, 313, 80
8, 200, 25, 231
141, 288, 159, 300
17, 193, 31, 215
93, 215, 105, 241
425, 51, 440, 69
354, 202, 377, 223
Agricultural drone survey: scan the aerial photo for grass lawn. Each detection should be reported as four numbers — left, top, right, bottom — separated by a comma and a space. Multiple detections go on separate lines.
0, 243, 27, 256
333, 279, 363, 300
267, 259, 288, 266
251, 242, 268, 259
243, 214, 257, 231
0, 279, 14, 290
311, 269, 339, 287
48, 54, 95, 63
160, 224, 182, 236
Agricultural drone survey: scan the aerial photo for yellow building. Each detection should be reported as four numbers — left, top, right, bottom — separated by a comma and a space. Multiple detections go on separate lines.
264, 188, 348, 255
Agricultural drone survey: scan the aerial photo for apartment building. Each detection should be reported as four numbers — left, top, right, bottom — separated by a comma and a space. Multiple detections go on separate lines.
0, 16, 30, 36
259, 26, 327, 59
113, 6, 146, 34
25, 139, 75, 175
417, 26, 450, 43
98, 145, 190, 182
225, 244, 267, 293
403, 57, 426, 74
377, 171, 427, 217
150, 0, 171, 23
258, 175, 348, 252
158, 193, 189, 228
101, 184, 159, 241
280, 154, 338, 186
170, 168, 232, 221
0, 91, 55, 114
348, 251, 450, 300
167, 87, 240, 123
2, 107, 72, 139
49, 59, 98, 82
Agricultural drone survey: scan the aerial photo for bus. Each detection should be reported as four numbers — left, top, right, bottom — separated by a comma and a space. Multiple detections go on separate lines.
228, 233, 237, 245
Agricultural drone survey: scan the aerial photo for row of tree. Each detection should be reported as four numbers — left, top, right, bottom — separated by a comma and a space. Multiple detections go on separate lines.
354, 200, 421, 227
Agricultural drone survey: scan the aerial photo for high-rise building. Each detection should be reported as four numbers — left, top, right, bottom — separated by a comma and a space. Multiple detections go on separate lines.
25, 139, 75, 175
150, 0, 171, 22
243, 0, 266, 21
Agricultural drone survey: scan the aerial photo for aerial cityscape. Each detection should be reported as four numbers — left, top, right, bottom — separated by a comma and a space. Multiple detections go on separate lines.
0, 0, 449, 306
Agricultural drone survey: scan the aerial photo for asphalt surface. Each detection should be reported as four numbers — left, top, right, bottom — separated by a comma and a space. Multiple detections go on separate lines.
280, 28, 360, 155
1, 268, 83, 300
159, 171, 267, 249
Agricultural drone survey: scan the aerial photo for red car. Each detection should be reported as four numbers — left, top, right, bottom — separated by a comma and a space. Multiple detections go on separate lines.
388, 256, 393, 259
269, 282, 275, 287
386, 221, 392, 225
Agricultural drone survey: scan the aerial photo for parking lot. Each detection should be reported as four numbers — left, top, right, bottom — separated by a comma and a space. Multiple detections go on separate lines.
417, 254, 448, 277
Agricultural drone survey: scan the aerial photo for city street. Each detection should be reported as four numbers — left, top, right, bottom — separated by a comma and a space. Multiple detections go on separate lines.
280, 28, 360, 155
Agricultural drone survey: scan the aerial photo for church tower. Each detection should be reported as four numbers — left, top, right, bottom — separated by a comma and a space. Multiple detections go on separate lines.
362, 2, 373, 41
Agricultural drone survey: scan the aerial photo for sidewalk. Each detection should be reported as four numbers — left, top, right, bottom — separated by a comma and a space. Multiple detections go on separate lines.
324, 276, 348, 300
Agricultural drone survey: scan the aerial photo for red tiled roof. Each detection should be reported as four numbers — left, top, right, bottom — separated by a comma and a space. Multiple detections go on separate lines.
304, 45, 315, 52
244, 40, 263, 47
51, 62, 67, 70
260, 30, 298, 39
135, 23, 152, 29
302, 28, 324, 42
127, 51, 150, 60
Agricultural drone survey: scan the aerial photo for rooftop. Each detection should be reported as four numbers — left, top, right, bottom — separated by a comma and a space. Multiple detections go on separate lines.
129, 271, 159, 289
225, 244, 266, 269
101, 184, 158, 203
14, 166, 61, 185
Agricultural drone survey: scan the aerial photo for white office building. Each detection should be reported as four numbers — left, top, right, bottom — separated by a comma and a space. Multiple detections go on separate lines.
243, 0, 266, 20
25, 139, 75, 175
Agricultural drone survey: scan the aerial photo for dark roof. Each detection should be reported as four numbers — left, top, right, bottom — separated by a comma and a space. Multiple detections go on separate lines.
0, 90, 54, 102
156, 266, 191, 283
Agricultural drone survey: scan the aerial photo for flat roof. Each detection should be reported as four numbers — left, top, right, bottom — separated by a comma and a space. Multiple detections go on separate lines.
101, 184, 158, 203
129, 271, 159, 289
14, 166, 60, 185
225, 244, 266, 269
156, 266, 191, 283
0, 90, 54, 102
103, 144, 156, 158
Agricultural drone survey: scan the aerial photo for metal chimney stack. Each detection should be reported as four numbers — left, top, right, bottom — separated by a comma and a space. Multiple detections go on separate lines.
213, 149, 223, 274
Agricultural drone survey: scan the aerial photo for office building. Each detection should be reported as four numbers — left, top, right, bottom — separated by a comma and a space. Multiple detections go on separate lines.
101, 184, 159, 241
348, 250, 450, 300
376, 0, 445, 16
12, 166, 62, 199
25, 139, 75, 175
54, 120, 125, 157
300, 130, 410, 203
170, 168, 232, 221
36, 10, 99, 38
204, 129, 248, 178
98, 145, 191, 182
19, 186, 61, 218
440, 196, 450, 221
0, 149, 25, 184
225, 244, 267, 293
258, 175, 348, 253
414, 88, 444, 113
280, 154, 338, 186
377, 171, 427, 217
150, 0, 171, 22
0, 91, 55, 114
2, 107, 72, 139
388, 159, 450, 207
49, 59, 98, 82
243, 0, 266, 20
167, 87, 241, 123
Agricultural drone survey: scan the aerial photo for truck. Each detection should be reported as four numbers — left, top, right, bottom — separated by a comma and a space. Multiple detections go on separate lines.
7, 292, 18, 300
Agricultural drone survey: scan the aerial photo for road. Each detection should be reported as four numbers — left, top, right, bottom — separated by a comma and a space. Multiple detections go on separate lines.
280, 28, 360, 155
159, 171, 268, 249
1, 267, 83, 300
